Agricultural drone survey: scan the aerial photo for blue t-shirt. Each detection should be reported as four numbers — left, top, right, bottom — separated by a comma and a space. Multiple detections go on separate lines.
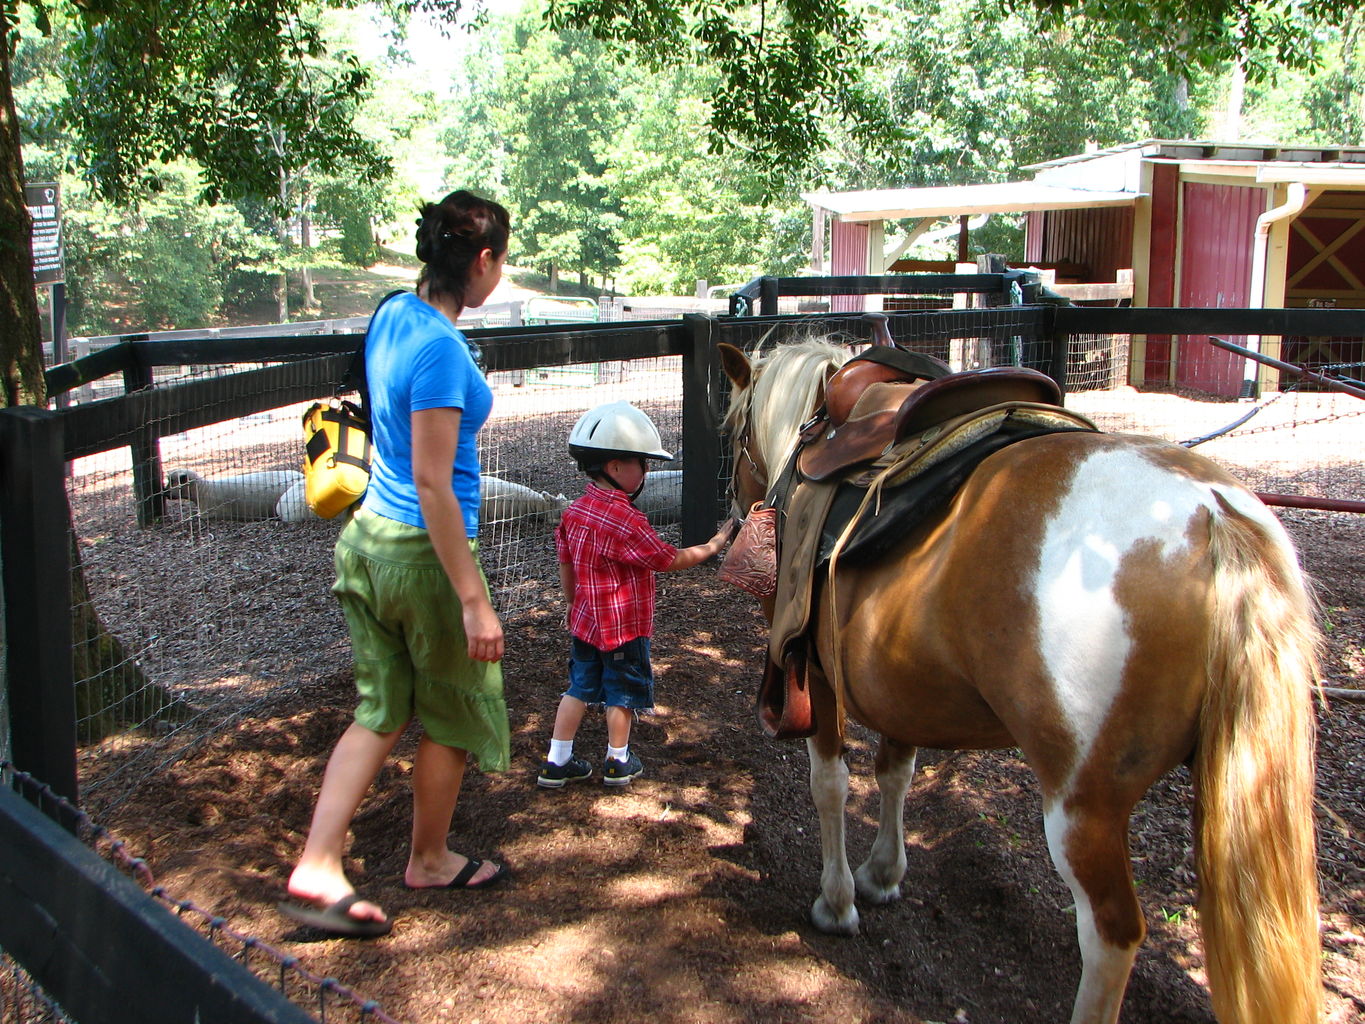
361, 292, 491, 534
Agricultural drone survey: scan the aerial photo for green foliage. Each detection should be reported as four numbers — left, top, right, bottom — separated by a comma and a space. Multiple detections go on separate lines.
61, 166, 276, 332
314, 177, 390, 266
490, 9, 629, 278
544, 0, 898, 181
603, 66, 810, 292
14, 0, 1365, 326
55, 0, 390, 212
1024, 0, 1328, 81
835, 0, 1210, 190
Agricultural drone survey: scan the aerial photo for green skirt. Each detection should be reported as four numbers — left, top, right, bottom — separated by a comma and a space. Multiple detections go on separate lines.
332, 506, 509, 771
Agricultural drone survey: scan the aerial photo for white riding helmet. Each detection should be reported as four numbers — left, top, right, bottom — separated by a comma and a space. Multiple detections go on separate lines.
568, 401, 672, 470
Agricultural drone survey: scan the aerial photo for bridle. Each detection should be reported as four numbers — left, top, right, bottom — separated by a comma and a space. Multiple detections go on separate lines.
726, 383, 768, 517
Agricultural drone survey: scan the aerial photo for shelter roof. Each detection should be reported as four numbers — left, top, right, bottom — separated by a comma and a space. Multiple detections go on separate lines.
801, 182, 1139, 223
1023, 138, 1365, 172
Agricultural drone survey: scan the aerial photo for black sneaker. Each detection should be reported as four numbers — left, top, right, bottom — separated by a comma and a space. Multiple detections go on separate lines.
602, 752, 644, 787
537, 755, 592, 788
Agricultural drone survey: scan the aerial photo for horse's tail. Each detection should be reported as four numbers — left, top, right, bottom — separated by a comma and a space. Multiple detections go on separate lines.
1196, 493, 1322, 1024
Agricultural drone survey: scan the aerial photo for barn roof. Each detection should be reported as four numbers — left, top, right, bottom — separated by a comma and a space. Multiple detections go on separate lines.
806, 142, 1365, 225
801, 182, 1140, 223
1023, 138, 1365, 172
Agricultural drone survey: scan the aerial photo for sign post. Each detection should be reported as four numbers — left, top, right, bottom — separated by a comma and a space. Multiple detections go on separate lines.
25, 182, 68, 401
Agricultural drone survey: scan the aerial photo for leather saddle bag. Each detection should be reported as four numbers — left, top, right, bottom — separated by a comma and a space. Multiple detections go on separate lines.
718, 502, 779, 597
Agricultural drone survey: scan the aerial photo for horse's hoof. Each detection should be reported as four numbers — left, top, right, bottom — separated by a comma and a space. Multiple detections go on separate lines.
810, 898, 859, 935
856, 880, 902, 905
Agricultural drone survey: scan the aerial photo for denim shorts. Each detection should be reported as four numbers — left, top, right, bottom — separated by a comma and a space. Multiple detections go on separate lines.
565, 636, 655, 711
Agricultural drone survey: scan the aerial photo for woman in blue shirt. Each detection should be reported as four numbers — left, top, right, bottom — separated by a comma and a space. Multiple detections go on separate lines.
281, 191, 511, 937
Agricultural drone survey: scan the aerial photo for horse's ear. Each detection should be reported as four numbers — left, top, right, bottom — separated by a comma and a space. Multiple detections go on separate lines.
815, 364, 837, 409
717, 342, 752, 390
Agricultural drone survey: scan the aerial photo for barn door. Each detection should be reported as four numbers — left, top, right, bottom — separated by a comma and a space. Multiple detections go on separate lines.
1176, 182, 1262, 397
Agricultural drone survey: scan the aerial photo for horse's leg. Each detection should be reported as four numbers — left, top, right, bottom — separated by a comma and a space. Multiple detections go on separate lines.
806, 680, 858, 934
854, 736, 917, 903
1042, 796, 1145, 1024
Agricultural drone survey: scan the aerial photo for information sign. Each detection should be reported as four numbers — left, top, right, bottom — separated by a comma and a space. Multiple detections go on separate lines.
26, 182, 64, 285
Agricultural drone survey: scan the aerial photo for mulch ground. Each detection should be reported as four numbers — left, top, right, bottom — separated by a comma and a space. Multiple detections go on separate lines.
93, 508, 1364, 1024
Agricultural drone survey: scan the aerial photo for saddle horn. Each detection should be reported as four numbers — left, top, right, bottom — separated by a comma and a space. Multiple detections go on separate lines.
864, 312, 894, 347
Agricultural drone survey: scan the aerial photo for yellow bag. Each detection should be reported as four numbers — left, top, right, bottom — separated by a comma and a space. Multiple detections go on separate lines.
302, 398, 372, 518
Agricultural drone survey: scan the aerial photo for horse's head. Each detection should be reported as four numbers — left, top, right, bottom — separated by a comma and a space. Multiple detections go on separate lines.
718, 338, 850, 512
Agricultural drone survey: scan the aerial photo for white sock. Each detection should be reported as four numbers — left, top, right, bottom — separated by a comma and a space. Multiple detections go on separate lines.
607, 744, 629, 763
548, 739, 574, 765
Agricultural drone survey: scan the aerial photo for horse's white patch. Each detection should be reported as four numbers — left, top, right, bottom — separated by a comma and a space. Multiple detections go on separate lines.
1043, 801, 1139, 1020
1035, 444, 1219, 768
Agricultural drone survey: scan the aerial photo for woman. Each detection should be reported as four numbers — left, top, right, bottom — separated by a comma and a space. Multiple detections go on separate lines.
280, 190, 511, 938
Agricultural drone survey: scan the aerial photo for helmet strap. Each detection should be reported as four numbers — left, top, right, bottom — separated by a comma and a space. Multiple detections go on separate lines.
596, 459, 646, 500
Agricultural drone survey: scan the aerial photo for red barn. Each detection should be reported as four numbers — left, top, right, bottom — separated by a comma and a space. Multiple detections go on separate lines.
805, 140, 1365, 396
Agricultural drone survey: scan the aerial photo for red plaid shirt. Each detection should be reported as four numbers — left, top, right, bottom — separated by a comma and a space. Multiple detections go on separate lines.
555, 482, 678, 650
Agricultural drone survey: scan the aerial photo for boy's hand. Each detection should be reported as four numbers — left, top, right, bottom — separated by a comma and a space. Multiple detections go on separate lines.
718, 517, 740, 546
707, 517, 740, 559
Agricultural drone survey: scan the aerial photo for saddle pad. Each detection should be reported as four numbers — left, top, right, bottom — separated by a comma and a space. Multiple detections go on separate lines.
768, 473, 842, 666
822, 418, 1085, 566
766, 403, 1097, 674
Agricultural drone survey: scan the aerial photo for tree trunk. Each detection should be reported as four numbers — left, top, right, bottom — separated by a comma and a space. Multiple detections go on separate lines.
300, 185, 316, 309
1224, 57, 1245, 140
276, 160, 290, 323
548, 262, 559, 293
0, 34, 47, 408
69, 525, 172, 744
2, 33, 155, 752
277, 272, 289, 323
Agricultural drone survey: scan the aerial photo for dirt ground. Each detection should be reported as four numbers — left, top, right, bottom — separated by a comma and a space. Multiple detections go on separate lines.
94, 511, 1364, 1024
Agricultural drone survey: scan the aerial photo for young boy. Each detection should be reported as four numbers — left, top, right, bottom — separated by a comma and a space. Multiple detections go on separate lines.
538, 401, 737, 788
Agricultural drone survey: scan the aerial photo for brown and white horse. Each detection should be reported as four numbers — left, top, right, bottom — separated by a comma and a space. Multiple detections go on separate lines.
718, 338, 1322, 1024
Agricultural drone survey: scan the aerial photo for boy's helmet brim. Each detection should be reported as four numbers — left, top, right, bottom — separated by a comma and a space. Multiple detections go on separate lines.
569, 445, 671, 471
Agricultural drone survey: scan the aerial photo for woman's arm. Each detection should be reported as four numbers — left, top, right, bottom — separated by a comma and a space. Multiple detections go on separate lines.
412, 407, 503, 663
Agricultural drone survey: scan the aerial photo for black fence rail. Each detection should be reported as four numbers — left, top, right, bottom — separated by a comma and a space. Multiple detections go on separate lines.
1, 768, 320, 1024
727, 270, 1045, 316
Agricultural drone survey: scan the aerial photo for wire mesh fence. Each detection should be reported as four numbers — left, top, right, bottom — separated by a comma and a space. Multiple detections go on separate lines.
67, 348, 694, 809
2, 764, 401, 1024
0, 956, 75, 1024
40, 305, 1365, 815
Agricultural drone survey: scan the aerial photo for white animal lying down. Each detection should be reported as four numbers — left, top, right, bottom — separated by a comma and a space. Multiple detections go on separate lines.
167, 467, 570, 526
632, 469, 682, 525
164, 468, 303, 520
477, 476, 570, 525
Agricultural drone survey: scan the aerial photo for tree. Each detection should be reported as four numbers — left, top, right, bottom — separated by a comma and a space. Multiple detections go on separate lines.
2, 0, 399, 405
603, 64, 812, 293
853, 0, 1209, 191
492, 10, 628, 287
5, 0, 1362, 402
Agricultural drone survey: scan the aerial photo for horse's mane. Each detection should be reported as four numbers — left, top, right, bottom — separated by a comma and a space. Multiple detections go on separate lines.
724, 336, 850, 474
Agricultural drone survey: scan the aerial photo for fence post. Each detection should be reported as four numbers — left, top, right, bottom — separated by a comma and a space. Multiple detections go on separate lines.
1047, 307, 1070, 394
680, 314, 724, 547
759, 277, 779, 316
0, 407, 77, 802
123, 355, 165, 527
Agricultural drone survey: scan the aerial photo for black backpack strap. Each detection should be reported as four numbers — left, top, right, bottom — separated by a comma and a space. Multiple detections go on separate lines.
337, 289, 407, 412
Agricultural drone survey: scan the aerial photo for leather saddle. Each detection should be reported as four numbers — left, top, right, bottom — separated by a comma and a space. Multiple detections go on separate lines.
800, 366, 1063, 482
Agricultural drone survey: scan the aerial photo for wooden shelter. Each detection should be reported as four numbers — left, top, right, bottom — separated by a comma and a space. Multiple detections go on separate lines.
805, 140, 1365, 396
